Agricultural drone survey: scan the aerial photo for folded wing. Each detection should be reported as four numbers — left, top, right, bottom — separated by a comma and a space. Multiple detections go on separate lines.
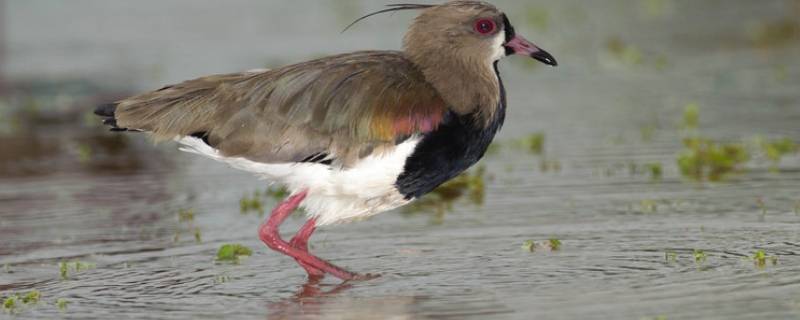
107, 51, 447, 167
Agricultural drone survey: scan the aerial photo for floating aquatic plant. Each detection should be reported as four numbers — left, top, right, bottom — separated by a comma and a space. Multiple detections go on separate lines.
756, 137, 797, 169
539, 158, 562, 173
692, 249, 707, 264
622, 162, 663, 180
548, 238, 562, 251
265, 187, 290, 201
664, 251, 677, 263
646, 163, 663, 180
521, 240, 536, 252
240, 193, 265, 215
682, 103, 700, 130
59, 261, 95, 280
56, 298, 68, 311
676, 105, 795, 180
518, 132, 546, 155
77, 144, 93, 163
20, 291, 40, 305
521, 239, 562, 252
2, 291, 42, 314
214, 274, 231, 284
406, 166, 487, 217
175, 208, 202, 243
216, 244, 253, 263
178, 208, 195, 222
2, 295, 17, 313
677, 137, 749, 182
639, 199, 658, 214
640, 125, 656, 142
751, 250, 778, 269
59, 262, 68, 279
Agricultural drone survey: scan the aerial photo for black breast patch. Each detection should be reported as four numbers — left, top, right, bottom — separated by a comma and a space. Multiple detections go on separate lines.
394, 62, 507, 199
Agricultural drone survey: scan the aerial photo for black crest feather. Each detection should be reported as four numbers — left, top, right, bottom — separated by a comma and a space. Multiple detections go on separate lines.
342, 3, 436, 33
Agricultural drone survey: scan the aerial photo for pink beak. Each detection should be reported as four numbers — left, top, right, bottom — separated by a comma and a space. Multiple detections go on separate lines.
505, 35, 558, 67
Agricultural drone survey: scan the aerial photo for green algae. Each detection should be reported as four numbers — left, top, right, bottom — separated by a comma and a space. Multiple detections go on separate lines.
521, 239, 562, 252
751, 250, 778, 269
216, 244, 253, 263
407, 166, 487, 218
757, 137, 797, 169
521, 240, 536, 252
56, 298, 69, 311
520, 133, 546, 155
178, 208, 195, 222
265, 187, 290, 201
677, 137, 749, 182
548, 238, 562, 251
59, 261, 95, 280
2, 290, 43, 314
682, 103, 700, 129
664, 251, 678, 263
646, 163, 663, 180
2, 295, 17, 313
240, 193, 265, 215
692, 249, 707, 264
21, 291, 40, 305
175, 208, 202, 243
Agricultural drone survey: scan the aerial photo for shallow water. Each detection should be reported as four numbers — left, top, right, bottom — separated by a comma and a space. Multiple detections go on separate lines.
2, 1, 800, 319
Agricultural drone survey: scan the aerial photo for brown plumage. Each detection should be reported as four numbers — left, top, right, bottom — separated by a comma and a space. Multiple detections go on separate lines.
114, 52, 446, 166
108, 1, 511, 167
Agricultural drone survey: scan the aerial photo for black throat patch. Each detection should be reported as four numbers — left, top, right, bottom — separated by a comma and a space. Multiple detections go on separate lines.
394, 61, 507, 199
502, 14, 517, 56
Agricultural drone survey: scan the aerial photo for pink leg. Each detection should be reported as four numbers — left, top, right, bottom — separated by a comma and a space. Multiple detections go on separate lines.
259, 191, 362, 281
289, 218, 325, 278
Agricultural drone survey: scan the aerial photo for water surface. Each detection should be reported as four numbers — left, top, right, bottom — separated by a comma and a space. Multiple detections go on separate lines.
1, 1, 800, 319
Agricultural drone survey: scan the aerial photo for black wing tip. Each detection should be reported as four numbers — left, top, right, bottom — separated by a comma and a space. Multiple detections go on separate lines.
94, 102, 130, 132
94, 103, 118, 117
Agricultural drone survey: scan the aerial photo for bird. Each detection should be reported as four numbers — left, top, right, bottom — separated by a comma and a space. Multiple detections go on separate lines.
94, 1, 557, 281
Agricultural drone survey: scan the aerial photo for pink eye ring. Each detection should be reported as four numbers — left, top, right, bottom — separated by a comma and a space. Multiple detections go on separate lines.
474, 19, 496, 35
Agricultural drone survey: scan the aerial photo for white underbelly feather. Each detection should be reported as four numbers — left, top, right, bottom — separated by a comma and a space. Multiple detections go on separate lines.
177, 136, 419, 226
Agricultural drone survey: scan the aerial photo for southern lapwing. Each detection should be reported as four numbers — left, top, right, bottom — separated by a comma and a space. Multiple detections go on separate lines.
95, 1, 557, 281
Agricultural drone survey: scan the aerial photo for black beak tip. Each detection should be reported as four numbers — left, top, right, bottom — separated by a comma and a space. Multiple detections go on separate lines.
531, 50, 558, 67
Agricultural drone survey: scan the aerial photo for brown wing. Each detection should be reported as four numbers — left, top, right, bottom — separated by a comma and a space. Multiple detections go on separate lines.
111, 51, 447, 166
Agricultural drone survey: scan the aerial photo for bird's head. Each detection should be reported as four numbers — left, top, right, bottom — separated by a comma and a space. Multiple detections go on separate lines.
402, 1, 557, 68
345, 1, 557, 116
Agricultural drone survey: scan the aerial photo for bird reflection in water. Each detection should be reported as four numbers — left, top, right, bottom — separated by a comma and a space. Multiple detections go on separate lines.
267, 278, 419, 320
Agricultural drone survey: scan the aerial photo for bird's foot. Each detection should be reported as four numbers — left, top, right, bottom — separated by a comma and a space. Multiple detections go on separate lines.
261, 192, 378, 282
289, 237, 326, 278
285, 244, 374, 281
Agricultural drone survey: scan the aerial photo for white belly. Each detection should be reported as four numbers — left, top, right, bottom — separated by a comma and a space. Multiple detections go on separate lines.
177, 136, 419, 226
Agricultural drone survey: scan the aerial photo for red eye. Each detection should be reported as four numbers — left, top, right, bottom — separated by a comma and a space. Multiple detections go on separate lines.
474, 19, 496, 35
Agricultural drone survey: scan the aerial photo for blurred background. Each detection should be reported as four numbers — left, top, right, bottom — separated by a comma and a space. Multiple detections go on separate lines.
1, 1, 799, 319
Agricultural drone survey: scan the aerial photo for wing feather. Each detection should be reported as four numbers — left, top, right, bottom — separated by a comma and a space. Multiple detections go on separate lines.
113, 51, 446, 166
